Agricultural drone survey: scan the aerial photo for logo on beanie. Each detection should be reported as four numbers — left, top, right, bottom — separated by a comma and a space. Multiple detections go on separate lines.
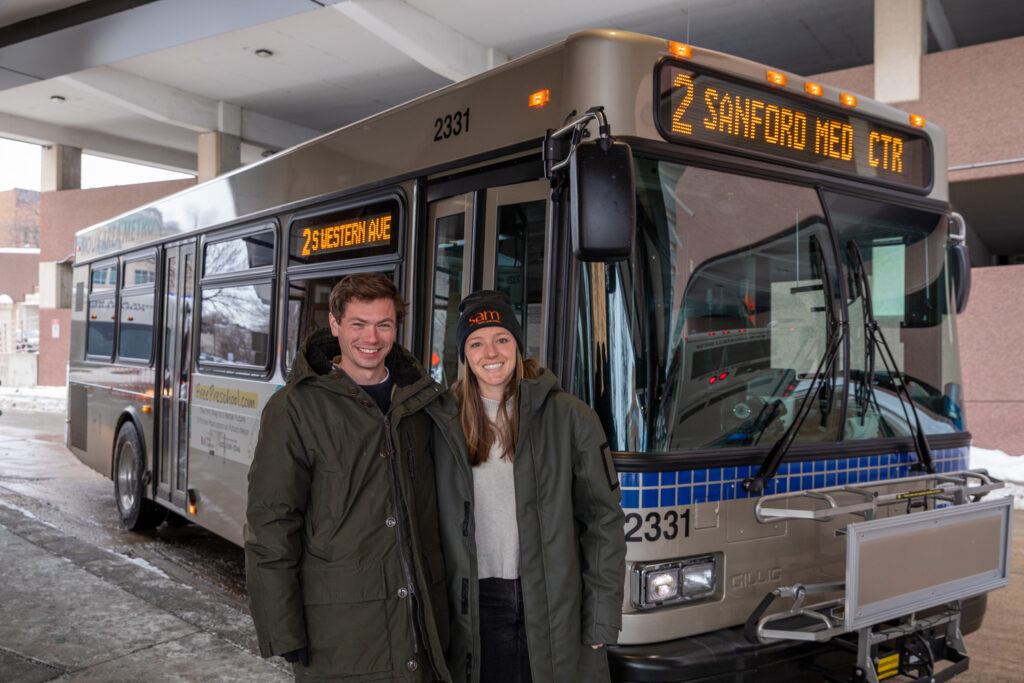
468, 310, 500, 326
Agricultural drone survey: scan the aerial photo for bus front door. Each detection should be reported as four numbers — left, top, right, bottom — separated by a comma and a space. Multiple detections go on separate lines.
157, 241, 196, 508
425, 178, 551, 377
480, 180, 550, 362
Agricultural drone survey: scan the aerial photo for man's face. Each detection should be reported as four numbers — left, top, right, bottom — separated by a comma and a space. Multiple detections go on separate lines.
329, 297, 397, 384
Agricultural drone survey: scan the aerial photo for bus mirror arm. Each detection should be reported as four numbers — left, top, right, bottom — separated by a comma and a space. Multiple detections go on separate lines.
544, 106, 612, 177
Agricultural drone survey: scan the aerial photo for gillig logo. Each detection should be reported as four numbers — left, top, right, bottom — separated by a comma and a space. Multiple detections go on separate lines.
469, 310, 500, 326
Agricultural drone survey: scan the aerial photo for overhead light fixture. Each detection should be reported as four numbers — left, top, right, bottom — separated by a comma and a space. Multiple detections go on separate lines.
50, 95, 66, 102
254, 48, 274, 58
261, 149, 278, 158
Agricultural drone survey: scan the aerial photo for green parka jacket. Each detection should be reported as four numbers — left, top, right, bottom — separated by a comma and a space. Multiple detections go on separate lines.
245, 329, 451, 682
428, 368, 626, 683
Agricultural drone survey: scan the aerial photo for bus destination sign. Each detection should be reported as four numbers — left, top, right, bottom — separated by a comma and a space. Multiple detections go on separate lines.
289, 200, 398, 264
656, 62, 931, 190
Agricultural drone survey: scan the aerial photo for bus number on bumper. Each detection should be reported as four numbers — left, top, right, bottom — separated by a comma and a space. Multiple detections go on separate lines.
625, 509, 691, 542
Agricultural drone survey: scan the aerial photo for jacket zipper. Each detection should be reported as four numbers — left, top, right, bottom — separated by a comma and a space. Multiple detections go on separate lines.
383, 414, 440, 678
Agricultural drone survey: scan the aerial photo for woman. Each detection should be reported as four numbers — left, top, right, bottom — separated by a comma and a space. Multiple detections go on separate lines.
430, 290, 626, 683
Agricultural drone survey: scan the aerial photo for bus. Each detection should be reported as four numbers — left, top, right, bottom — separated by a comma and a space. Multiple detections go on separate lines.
67, 30, 1011, 682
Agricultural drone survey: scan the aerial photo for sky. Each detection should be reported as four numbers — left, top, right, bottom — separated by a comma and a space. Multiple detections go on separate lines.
0, 137, 192, 192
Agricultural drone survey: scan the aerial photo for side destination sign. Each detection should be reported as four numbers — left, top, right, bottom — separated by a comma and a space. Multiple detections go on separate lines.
289, 198, 399, 265
656, 61, 931, 190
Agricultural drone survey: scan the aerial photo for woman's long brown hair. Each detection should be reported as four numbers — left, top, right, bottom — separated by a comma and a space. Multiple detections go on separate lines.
453, 352, 541, 466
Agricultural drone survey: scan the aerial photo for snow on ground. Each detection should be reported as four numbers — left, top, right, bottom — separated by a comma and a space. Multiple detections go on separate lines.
970, 447, 1024, 510
0, 385, 66, 413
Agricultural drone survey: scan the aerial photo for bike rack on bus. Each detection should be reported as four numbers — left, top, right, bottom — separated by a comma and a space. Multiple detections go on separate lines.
745, 470, 1013, 683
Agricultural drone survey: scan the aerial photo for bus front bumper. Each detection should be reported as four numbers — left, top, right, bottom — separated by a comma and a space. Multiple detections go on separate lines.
608, 625, 850, 683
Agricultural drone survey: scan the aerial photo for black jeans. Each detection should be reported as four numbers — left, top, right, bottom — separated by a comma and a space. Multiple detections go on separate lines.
478, 578, 532, 683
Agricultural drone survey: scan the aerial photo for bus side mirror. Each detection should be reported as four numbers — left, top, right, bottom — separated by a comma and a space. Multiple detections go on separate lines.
569, 140, 635, 261
948, 212, 970, 314
950, 242, 971, 314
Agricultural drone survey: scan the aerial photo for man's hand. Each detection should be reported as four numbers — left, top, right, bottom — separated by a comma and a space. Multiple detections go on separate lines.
282, 648, 309, 666
591, 644, 604, 650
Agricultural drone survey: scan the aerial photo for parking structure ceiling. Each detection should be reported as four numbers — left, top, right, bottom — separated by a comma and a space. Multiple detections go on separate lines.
1, 0, 1023, 262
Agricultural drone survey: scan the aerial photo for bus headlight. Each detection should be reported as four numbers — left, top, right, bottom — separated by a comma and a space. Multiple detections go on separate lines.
631, 555, 717, 609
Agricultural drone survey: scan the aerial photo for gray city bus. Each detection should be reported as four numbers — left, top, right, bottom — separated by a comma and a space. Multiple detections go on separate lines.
67, 30, 1011, 682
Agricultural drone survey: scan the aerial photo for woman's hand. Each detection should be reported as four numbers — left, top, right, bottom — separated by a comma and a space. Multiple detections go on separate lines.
591, 644, 604, 650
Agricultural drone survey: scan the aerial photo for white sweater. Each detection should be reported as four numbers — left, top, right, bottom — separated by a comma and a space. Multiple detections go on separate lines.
473, 396, 520, 579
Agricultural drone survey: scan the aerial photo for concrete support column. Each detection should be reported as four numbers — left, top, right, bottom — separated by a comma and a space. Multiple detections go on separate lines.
874, 0, 926, 103
197, 130, 241, 183
41, 144, 81, 191
197, 101, 242, 183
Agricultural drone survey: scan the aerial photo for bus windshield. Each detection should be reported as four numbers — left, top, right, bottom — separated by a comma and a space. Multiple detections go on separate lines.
574, 155, 963, 453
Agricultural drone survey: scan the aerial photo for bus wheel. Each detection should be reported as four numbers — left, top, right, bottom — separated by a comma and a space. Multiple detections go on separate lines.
113, 421, 166, 531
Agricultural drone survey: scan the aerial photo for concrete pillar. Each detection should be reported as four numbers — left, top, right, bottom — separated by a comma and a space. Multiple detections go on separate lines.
197, 130, 242, 183
197, 102, 243, 183
874, 0, 926, 103
40, 144, 81, 191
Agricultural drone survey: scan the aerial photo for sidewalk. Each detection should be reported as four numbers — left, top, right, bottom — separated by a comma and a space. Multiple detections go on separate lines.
0, 498, 289, 682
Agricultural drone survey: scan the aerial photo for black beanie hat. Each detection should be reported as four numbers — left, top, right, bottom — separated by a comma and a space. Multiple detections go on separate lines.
456, 290, 524, 361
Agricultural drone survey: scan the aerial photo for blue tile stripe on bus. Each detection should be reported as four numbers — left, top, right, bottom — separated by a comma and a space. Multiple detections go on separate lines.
618, 447, 970, 509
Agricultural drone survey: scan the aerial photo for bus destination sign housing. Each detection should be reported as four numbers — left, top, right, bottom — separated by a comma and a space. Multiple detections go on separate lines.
656, 60, 932, 191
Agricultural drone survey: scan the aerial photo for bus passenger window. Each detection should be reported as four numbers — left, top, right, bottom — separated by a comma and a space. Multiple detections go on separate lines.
204, 229, 275, 276
124, 256, 157, 286
198, 283, 272, 368
495, 200, 545, 359
118, 293, 155, 361
118, 254, 157, 362
86, 262, 118, 358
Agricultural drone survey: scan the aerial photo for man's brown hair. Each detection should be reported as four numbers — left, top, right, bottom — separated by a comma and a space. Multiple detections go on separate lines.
329, 272, 407, 324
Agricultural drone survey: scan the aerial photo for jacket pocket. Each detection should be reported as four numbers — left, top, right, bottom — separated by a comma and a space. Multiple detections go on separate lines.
300, 562, 391, 675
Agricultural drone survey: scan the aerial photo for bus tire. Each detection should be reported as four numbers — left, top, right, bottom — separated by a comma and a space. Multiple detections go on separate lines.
113, 421, 166, 531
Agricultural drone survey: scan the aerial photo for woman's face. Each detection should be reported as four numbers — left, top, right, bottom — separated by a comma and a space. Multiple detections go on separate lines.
464, 326, 517, 400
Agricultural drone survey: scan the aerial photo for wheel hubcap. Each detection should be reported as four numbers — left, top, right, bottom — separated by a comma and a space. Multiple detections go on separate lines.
116, 442, 137, 512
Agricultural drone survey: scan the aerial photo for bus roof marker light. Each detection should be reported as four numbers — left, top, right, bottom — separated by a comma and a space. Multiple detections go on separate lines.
910, 114, 926, 127
840, 93, 858, 107
766, 70, 787, 87
805, 81, 824, 96
528, 89, 550, 108
669, 41, 692, 58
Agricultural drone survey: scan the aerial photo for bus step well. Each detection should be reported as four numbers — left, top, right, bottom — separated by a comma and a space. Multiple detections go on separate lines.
744, 470, 1012, 683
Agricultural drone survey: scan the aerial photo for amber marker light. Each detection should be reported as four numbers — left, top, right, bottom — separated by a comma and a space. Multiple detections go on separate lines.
766, 70, 787, 86
805, 81, 824, 96
668, 41, 693, 58
142, 405, 152, 414
840, 93, 858, 107
910, 113, 926, 127
528, 89, 550, 107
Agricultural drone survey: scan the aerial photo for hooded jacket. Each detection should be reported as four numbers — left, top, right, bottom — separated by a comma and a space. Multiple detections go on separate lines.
246, 328, 450, 682
428, 368, 626, 683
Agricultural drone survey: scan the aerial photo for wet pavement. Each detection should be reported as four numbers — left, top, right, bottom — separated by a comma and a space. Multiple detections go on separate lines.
0, 410, 289, 681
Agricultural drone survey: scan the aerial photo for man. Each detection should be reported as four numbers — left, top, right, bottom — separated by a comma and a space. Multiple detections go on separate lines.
246, 272, 450, 681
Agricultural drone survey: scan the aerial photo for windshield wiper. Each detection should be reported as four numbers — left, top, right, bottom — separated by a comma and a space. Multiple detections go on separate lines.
744, 235, 844, 496
847, 241, 935, 474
